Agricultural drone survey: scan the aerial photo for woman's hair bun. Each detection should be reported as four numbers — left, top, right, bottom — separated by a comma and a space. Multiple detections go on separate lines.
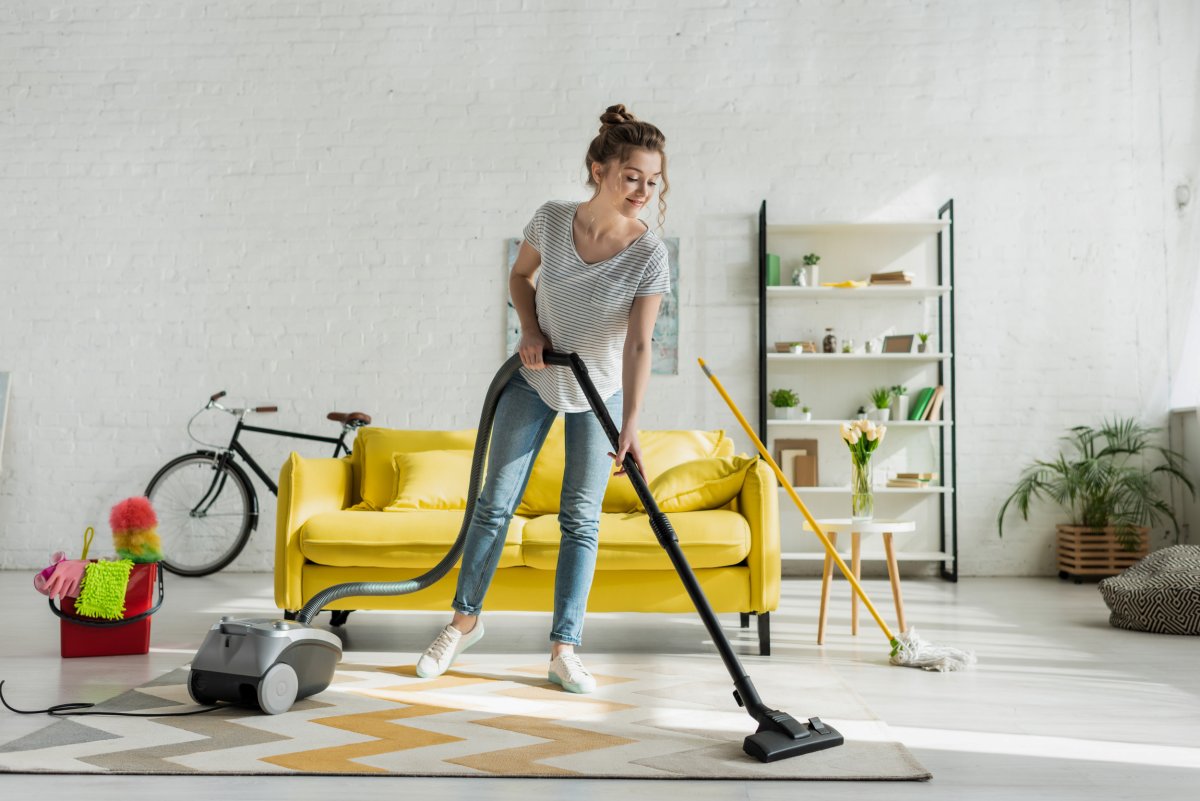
599, 104, 638, 131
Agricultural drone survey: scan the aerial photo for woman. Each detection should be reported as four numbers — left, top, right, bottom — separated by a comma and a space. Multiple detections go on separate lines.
416, 104, 671, 693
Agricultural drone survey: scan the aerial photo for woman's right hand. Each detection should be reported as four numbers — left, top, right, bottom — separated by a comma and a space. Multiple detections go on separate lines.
519, 329, 551, 370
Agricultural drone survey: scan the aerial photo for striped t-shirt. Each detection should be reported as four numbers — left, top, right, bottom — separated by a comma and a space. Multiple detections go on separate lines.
518, 199, 671, 412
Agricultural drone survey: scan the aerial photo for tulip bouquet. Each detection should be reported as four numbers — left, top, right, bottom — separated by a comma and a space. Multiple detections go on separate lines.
841, 419, 887, 520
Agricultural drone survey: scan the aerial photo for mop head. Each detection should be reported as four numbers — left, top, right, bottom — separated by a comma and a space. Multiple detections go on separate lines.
74, 559, 134, 620
109, 496, 163, 563
889, 628, 976, 672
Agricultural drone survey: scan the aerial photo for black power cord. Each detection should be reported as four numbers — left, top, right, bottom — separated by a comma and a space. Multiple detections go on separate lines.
0, 679, 227, 717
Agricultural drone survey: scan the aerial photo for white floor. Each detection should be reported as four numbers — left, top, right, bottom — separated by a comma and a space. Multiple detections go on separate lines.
0, 571, 1197, 800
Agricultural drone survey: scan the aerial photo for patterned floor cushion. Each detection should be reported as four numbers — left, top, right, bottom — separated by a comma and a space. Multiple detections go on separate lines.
1098, 545, 1200, 635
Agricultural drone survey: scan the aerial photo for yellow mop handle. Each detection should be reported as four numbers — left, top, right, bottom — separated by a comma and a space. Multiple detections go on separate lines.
698, 358, 897, 644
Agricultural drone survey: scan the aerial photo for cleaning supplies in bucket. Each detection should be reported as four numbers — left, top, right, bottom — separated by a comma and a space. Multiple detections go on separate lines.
40, 498, 166, 658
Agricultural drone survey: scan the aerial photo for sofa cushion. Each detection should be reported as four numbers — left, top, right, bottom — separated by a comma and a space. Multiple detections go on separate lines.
515, 423, 732, 516
385, 450, 474, 511
299, 510, 525, 569
521, 510, 751, 570
636, 455, 759, 513
350, 427, 477, 511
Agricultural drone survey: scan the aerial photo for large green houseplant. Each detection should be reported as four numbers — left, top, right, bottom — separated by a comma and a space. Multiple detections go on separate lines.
997, 417, 1194, 554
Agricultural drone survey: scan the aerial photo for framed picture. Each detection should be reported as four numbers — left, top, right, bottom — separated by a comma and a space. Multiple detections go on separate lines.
773, 438, 818, 487
882, 334, 915, 354
0, 372, 9, 473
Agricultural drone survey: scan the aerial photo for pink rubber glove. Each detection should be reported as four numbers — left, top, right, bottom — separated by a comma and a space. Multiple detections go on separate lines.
36, 551, 67, 582
35, 559, 88, 601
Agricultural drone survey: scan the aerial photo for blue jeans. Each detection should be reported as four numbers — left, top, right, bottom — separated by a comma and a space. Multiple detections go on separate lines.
452, 369, 621, 646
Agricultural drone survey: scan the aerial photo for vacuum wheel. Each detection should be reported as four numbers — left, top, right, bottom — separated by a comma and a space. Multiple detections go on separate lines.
257, 663, 299, 715
187, 670, 217, 705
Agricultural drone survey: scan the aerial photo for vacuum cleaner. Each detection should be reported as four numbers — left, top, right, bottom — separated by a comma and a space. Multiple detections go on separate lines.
188, 350, 844, 762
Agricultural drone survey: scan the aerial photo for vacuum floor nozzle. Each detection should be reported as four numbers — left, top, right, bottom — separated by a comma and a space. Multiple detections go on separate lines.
743, 716, 845, 763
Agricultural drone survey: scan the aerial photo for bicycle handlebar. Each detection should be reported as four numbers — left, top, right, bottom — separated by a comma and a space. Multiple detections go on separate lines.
207, 396, 274, 418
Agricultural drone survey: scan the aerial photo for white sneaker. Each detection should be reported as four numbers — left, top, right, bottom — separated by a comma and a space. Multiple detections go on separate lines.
416, 621, 484, 678
548, 652, 597, 694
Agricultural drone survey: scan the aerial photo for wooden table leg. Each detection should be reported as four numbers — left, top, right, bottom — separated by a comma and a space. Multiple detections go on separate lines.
851, 531, 861, 636
883, 531, 906, 633
817, 531, 838, 645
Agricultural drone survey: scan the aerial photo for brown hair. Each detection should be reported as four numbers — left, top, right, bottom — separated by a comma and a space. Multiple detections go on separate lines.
584, 104, 669, 234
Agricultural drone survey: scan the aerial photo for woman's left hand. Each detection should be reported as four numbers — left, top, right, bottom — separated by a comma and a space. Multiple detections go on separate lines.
609, 428, 646, 479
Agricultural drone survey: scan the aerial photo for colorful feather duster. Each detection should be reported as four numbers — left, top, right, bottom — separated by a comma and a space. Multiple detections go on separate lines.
109, 496, 163, 563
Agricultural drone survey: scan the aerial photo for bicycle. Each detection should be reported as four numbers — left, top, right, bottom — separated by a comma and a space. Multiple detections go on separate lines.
145, 390, 372, 577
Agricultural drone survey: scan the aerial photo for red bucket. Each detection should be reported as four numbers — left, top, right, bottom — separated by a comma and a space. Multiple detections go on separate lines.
52, 562, 164, 658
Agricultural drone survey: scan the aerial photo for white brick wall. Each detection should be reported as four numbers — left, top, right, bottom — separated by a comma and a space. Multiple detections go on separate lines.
1, 1, 1196, 575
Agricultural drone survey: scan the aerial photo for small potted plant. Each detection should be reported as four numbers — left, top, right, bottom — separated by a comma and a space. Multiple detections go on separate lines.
799, 404, 812, 422
868, 386, 892, 422
803, 253, 820, 285
769, 388, 800, 419
997, 417, 1195, 581
891, 385, 909, 420
917, 332, 931, 353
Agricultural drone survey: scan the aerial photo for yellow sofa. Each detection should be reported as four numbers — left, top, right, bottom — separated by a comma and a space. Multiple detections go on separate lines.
275, 422, 781, 654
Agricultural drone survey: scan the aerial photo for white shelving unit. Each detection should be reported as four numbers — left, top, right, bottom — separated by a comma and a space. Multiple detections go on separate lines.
757, 200, 958, 580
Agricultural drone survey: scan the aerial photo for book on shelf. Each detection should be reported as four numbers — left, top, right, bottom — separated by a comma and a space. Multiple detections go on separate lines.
887, 478, 929, 488
908, 387, 936, 420
895, 472, 938, 480
923, 385, 946, 420
868, 270, 914, 285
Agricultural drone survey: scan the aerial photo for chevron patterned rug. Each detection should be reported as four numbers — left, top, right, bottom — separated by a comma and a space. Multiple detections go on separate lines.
0, 653, 929, 779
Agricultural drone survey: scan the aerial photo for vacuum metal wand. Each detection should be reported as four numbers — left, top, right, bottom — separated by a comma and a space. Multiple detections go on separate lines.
542, 350, 843, 762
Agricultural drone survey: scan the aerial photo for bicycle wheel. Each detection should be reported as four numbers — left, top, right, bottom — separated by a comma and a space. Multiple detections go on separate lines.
146, 453, 255, 576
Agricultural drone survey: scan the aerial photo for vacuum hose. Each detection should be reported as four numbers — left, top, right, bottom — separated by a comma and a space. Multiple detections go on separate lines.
295, 352, 525, 624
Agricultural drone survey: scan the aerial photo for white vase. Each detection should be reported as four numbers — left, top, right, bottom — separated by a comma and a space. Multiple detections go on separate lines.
895, 395, 909, 420
873, 407, 891, 422
772, 406, 795, 420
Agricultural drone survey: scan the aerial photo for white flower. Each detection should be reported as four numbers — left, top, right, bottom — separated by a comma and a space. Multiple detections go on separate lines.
865, 426, 878, 442
840, 422, 853, 442
876, 425, 887, 443
848, 428, 861, 445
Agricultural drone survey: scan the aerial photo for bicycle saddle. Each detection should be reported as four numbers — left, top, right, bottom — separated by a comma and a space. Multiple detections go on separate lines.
328, 411, 372, 427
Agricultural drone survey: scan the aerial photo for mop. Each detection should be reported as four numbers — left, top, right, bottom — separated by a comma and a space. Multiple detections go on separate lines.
699, 358, 975, 672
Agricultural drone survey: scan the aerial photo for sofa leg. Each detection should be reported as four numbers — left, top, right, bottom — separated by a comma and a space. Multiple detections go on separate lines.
740, 613, 750, 629
757, 612, 771, 656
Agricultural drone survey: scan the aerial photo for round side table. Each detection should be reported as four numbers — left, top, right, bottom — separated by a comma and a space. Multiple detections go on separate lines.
802, 518, 916, 644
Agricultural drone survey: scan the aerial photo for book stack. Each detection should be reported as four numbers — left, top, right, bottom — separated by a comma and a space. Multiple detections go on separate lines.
869, 270, 914, 286
906, 385, 946, 420
888, 471, 938, 488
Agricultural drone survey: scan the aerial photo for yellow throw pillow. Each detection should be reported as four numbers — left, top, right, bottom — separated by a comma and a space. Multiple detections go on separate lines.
350, 427, 478, 510
385, 450, 475, 511
635, 455, 758, 513
602, 429, 729, 512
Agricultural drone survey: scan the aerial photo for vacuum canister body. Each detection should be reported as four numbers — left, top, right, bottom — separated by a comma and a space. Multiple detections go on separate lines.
188, 617, 342, 714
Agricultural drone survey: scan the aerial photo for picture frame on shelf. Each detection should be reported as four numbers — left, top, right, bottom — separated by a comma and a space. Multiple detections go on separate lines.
773, 438, 819, 487
882, 334, 915, 354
